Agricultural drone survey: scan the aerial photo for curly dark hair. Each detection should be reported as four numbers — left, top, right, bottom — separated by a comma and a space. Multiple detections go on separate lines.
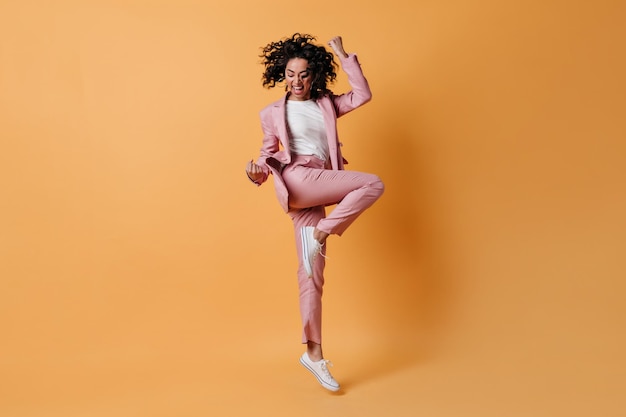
260, 33, 337, 99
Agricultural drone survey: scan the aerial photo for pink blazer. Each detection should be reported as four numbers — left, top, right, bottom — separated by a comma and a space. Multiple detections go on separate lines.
252, 53, 372, 212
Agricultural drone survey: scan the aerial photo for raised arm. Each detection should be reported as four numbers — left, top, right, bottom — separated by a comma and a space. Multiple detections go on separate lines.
327, 36, 372, 116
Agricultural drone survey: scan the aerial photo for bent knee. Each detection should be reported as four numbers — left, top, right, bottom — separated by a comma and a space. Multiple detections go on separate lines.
369, 176, 385, 196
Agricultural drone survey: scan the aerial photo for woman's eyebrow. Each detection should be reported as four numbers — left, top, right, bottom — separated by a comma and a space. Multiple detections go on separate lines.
286, 69, 309, 74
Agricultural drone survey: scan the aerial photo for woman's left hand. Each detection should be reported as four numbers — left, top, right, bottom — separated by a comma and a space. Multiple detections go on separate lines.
328, 36, 348, 59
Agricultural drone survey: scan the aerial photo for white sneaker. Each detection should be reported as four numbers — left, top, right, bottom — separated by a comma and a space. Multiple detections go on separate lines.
300, 226, 322, 278
299, 352, 340, 392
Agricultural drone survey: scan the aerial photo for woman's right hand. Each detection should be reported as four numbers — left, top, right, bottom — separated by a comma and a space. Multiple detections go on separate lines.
246, 160, 264, 183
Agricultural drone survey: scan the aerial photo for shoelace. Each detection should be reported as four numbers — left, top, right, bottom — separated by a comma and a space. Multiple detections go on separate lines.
317, 242, 328, 259
319, 360, 334, 379
307, 240, 329, 280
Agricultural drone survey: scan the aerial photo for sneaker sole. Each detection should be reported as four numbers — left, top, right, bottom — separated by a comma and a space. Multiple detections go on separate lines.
301, 227, 314, 277
299, 356, 340, 392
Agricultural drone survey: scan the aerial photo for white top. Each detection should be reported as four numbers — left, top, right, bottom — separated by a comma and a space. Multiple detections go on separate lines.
286, 99, 329, 161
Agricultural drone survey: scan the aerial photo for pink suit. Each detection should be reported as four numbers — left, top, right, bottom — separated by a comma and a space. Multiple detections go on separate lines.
251, 54, 384, 344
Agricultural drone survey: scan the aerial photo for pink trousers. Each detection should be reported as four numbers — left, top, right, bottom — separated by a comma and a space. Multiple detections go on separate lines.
281, 155, 384, 344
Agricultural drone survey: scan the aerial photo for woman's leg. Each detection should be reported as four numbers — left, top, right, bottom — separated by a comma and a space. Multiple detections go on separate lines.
291, 207, 340, 391
289, 206, 327, 349
283, 163, 385, 237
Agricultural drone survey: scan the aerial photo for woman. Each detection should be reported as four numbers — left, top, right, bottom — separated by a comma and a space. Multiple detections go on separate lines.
245, 33, 384, 392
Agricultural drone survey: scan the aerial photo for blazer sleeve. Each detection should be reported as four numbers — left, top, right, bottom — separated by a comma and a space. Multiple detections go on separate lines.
332, 53, 373, 117
249, 105, 278, 186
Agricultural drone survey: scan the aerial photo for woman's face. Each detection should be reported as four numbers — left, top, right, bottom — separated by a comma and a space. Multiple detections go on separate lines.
285, 58, 313, 100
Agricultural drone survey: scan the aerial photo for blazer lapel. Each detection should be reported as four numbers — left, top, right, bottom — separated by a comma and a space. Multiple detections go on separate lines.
272, 97, 290, 152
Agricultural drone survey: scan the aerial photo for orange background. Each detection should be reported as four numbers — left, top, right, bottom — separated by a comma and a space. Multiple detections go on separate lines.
1, 1, 625, 416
